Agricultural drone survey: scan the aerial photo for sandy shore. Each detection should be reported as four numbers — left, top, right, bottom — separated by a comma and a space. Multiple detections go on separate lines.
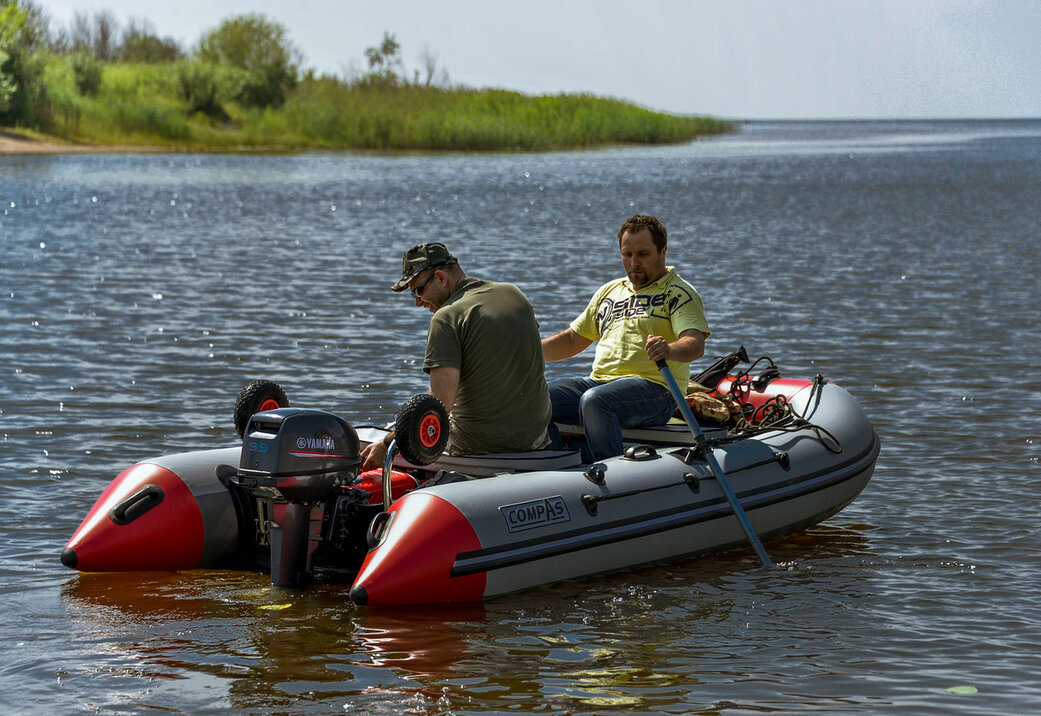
0, 132, 317, 155
0, 131, 167, 155
2, 131, 86, 154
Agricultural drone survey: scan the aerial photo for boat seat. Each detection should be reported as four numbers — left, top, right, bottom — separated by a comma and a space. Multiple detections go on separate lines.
554, 421, 725, 447
355, 426, 583, 477
413, 448, 584, 477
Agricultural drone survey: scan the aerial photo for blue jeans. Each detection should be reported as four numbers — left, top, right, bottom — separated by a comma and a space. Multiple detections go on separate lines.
549, 377, 676, 462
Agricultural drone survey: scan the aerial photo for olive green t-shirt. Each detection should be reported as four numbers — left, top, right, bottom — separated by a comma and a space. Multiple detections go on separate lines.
424, 278, 552, 455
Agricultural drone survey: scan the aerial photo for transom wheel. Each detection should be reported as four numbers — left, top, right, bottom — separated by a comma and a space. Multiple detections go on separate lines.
233, 380, 289, 438
394, 394, 449, 465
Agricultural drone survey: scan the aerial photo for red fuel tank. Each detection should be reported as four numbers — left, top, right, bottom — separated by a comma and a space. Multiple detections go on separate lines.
353, 469, 419, 505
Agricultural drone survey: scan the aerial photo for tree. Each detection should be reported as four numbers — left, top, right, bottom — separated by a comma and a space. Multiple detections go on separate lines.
119, 18, 182, 63
0, 0, 47, 125
92, 10, 117, 60
417, 45, 449, 87
66, 10, 119, 60
196, 14, 299, 107
362, 32, 403, 86
0, 5, 20, 114
2, 0, 46, 51
65, 11, 90, 52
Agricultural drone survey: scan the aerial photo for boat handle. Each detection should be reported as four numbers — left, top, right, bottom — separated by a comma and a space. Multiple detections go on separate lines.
108, 484, 164, 525
580, 494, 599, 516
381, 438, 398, 511
584, 464, 606, 484
622, 444, 659, 461
367, 512, 392, 549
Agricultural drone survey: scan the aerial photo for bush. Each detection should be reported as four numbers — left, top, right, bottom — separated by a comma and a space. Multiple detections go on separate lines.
71, 51, 101, 95
175, 59, 242, 119
44, 80, 80, 132
195, 14, 298, 108
238, 61, 294, 108
112, 97, 190, 140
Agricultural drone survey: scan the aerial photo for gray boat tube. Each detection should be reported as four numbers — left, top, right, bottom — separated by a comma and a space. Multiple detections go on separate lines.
656, 359, 773, 567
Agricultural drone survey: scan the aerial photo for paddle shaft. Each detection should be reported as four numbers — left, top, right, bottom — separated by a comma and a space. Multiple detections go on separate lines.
656, 360, 773, 567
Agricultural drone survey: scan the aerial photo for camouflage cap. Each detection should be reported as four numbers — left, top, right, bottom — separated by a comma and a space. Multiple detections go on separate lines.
391, 242, 458, 292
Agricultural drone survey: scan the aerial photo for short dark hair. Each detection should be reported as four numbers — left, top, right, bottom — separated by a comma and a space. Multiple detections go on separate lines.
617, 214, 667, 250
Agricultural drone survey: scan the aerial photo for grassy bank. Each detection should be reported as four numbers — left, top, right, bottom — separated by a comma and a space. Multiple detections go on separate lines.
33, 57, 734, 152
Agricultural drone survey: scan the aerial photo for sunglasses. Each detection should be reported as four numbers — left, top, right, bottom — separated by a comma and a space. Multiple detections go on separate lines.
410, 269, 440, 299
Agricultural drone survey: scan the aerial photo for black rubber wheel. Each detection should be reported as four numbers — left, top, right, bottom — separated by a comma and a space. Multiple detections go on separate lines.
234, 379, 289, 438
394, 394, 449, 465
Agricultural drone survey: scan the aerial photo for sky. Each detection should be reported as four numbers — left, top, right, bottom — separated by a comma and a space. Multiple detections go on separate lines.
36, 0, 1041, 120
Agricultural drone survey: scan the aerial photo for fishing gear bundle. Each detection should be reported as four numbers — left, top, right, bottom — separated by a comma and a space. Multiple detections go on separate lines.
686, 347, 843, 453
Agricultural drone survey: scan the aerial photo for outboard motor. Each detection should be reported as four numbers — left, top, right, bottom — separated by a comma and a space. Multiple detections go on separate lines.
233, 408, 361, 586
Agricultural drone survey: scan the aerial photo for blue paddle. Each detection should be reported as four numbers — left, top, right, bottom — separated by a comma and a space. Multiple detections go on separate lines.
656, 359, 773, 567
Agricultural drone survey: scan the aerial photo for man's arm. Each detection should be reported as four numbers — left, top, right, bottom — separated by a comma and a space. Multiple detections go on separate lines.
645, 329, 706, 364
360, 366, 461, 470
542, 328, 593, 362
426, 365, 460, 415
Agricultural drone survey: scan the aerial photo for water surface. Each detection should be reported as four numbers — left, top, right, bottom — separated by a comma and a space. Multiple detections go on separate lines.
2, 119, 1040, 713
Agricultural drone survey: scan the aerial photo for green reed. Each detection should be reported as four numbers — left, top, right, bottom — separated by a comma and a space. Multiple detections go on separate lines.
33, 58, 735, 151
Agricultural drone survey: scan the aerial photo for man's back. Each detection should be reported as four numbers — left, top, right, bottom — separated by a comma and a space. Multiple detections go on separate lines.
426, 278, 551, 455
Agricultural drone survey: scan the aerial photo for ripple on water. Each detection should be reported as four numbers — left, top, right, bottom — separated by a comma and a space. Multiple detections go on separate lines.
4, 126, 1041, 712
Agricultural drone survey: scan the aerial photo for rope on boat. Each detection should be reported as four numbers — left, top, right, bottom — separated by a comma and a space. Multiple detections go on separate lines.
713, 371, 844, 454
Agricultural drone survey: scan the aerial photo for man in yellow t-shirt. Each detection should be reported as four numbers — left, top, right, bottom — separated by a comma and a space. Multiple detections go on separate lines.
542, 215, 710, 462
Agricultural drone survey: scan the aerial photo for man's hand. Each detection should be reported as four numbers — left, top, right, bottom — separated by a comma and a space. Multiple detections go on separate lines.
645, 334, 671, 363
361, 438, 390, 471
646, 330, 706, 364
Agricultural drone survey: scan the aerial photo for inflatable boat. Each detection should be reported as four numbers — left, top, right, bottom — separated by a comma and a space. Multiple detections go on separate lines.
61, 352, 880, 606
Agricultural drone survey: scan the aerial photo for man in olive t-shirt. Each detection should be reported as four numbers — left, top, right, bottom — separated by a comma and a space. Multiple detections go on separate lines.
360, 243, 551, 469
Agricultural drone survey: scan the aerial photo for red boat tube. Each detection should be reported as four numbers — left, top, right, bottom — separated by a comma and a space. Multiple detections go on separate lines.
350, 492, 486, 606
61, 447, 241, 573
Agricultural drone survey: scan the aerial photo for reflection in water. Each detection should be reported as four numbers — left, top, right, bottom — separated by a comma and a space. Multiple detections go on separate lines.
64, 572, 352, 708
56, 524, 879, 711
355, 604, 487, 674
61, 570, 491, 710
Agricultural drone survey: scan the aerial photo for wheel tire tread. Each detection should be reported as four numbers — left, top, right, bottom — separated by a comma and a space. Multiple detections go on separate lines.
234, 380, 289, 438
395, 394, 449, 465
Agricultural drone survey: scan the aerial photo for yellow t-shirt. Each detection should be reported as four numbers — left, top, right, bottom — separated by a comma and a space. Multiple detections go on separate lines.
570, 268, 710, 389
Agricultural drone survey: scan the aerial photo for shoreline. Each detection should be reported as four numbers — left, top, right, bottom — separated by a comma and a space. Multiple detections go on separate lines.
0, 128, 730, 157
0, 132, 154, 155
0, 129, 319, 155
0, 133, 698, 156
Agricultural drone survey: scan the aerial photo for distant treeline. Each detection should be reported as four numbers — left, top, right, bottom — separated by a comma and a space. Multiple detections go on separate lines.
1, 1, 734, 150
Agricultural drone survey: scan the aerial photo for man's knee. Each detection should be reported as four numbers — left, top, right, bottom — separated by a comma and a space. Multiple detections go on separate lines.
550, 378, 587, 423
578, 383, 617, 418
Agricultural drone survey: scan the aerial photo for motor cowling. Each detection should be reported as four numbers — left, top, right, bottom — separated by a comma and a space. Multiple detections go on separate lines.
238, 407, 361, 502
